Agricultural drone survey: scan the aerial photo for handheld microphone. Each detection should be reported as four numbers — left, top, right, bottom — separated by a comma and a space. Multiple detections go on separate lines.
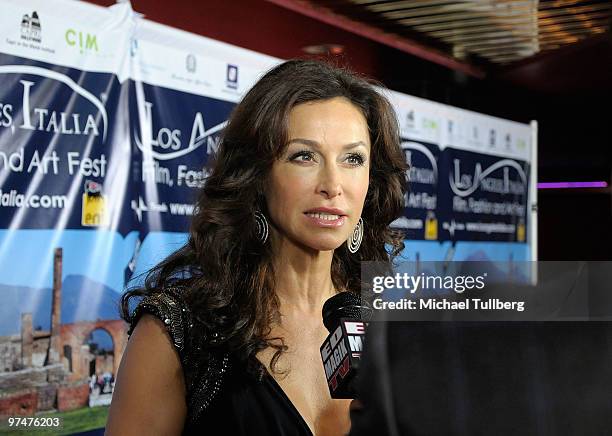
320, 292, 371, 399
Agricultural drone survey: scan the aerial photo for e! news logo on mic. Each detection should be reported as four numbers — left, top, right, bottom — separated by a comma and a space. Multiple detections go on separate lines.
321, 320, 366, 396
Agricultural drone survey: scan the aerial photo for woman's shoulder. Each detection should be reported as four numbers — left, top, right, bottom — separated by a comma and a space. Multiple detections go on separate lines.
107, 287, 191, 435
128, 285, 192, 356
126, 284, 232, 426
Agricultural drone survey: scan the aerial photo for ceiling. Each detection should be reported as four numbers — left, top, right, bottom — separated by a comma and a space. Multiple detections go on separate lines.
88, 0, 612, 93
272, 0, 612, 79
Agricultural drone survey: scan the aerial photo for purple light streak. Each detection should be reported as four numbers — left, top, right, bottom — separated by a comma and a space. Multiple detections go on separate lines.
537, 181, 608, 189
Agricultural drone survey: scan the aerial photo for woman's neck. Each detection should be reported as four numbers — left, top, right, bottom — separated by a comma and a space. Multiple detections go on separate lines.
270, 238, 337, 315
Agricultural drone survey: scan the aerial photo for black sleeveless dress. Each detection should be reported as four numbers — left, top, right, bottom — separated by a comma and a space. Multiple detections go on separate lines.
128, 288, 313, 436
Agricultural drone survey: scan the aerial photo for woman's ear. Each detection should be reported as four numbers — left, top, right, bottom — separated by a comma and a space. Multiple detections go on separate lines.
255, 188, 268, 214
257, 175, 271, 206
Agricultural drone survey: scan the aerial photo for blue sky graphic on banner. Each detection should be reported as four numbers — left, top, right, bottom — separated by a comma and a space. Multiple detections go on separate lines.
0, 0, 535, 430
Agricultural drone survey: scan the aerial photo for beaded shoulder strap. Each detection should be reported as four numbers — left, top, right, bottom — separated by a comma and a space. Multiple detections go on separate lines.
128, 287, 231, 425
128, 289, 189, 353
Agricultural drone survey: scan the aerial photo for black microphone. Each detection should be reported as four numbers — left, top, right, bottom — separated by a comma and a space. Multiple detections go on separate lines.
320, 292, 371, 399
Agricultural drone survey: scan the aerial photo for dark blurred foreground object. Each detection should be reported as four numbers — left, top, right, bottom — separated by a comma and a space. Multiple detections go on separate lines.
350, 321, 612, 436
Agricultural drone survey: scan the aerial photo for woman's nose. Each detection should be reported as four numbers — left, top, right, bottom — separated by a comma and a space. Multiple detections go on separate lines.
316, 165, 342, 199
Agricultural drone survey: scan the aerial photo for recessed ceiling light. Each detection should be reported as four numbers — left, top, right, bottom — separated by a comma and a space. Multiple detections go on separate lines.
302, 44, 345, 55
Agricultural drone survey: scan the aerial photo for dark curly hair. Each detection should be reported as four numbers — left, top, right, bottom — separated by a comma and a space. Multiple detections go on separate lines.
121, 59, 408, 376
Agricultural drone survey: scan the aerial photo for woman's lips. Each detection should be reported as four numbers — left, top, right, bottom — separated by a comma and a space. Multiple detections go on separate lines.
303, 212, 347, 228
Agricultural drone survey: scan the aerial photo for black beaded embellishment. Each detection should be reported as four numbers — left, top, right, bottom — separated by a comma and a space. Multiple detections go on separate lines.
187, 353, 230, 425
128, 287, 230, 424
129, 290, 187, 352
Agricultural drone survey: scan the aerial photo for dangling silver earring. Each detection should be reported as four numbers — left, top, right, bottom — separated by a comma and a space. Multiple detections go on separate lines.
347, 217, 363, 253
254, 211, 269, 244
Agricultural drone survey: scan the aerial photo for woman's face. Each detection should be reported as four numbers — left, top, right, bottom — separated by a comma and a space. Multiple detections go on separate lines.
265, 97, 371, 252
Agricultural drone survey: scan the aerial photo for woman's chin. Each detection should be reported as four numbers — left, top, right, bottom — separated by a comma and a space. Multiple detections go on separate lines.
302, 237, 347, 253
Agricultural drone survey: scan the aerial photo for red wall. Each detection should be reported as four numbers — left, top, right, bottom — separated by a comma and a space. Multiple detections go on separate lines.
88, 0, 389, 79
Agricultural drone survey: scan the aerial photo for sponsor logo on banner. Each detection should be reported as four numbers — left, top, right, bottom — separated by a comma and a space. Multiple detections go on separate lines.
226, 64, 238, 89
65, 28, 99, 54
444, 151, 528, 242
133, 98, 225, 163
447, 118, 464, 146
10, 11, 55, 54
0, 65, 108, 142
517, 218, 526, 242
422, 117, 439, 138
505, 133, 511, 150
424, 211, 438, 240
186, 54, 196, 73
468, 125, 482, 148
21, 11, 41, 43
404, 109, 439, 141
489, 129, 496, 148
82, 180, 108, 227
169, 51, 209, 88
406, 110, 415, 128
450, 158, 527, 198
404, 109, 418, 136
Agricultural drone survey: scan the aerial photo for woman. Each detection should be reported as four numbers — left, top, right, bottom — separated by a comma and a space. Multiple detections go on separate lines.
106, 59, 408, 435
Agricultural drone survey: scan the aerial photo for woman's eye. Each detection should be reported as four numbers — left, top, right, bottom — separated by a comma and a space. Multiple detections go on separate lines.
346, 153, 366, 166
290, 151, 316, 163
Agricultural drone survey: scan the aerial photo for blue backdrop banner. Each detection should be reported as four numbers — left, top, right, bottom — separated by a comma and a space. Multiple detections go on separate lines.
0, 0, 535, 430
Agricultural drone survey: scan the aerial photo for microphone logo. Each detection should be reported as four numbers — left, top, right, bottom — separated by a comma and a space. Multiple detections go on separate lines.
320, 292, 369, 398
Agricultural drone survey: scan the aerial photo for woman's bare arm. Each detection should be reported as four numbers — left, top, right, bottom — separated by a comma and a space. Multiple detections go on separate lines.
105, 314, 187, 435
